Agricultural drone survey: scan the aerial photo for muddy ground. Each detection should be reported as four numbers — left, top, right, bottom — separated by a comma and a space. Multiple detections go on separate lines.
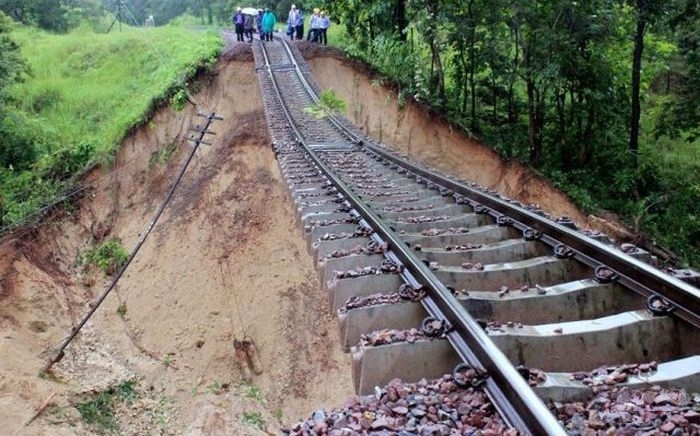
0, 41, 624, 435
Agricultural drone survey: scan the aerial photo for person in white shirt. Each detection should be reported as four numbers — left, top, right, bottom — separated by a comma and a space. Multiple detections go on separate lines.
318, 10, 330, 45
307, 8, 320, 42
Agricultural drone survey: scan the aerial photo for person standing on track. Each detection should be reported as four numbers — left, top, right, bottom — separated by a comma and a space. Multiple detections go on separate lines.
294, 6, 304, 40
318, 10, 330, 45
287, 4, 303, 40
243, 13, 254, 43
261, 7, 277, 42
256, 9, 263, 35
232, 7, 244, 42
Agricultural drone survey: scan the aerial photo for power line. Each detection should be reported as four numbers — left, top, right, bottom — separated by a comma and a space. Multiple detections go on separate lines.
107, 0, 124, 33
43, 111, 222, 373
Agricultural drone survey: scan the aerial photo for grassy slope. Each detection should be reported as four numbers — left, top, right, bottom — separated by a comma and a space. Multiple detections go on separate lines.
1, 21, 221, 228
11, 23, 220, 154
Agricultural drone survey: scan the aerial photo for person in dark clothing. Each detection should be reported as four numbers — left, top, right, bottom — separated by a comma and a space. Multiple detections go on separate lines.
232, 7, 244, 42
243, 13, 254, 43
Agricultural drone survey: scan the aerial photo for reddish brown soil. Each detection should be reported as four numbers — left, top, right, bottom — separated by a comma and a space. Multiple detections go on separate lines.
0, 42, 626, 435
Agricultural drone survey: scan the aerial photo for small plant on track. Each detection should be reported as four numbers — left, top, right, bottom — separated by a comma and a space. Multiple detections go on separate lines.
304, 89, 346, 118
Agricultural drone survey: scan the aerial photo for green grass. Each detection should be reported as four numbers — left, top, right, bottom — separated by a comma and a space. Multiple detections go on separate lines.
74, 380, 136, 433
241, 382, 265, 404
1, 21, 221, 232
78, 238, 129, 275
242, 411, 265, 429
10, 23, 221, 156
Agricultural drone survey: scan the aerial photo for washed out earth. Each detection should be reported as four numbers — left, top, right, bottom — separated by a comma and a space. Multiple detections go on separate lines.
0, 41, 630, 434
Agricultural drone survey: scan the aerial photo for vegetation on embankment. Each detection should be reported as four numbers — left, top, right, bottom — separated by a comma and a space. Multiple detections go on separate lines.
319, 1, 699, 268
0, 16, 221, 232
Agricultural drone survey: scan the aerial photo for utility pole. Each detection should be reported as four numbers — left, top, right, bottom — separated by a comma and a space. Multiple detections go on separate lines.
107, 0, 123, 33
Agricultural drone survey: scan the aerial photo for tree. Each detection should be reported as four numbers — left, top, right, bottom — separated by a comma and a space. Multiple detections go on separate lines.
628, 0, 668, 168
658, 0, 700, 141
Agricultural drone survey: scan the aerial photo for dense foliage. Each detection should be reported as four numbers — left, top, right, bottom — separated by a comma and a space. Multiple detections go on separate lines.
0, 18, 220, 231
318, 0, 699, 266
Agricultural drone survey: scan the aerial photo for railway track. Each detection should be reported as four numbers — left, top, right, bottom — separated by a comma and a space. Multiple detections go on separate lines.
251, 37, 700, 434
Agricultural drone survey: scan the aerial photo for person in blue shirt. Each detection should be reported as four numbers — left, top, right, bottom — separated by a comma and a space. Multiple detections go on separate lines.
232, 7, 244, 42
256, 9, 263, 35
287, 4, 304, 40
293, 6, 304, 40
307, 8, 320, 42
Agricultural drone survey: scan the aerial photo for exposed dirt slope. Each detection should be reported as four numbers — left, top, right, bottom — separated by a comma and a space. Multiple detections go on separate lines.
0, 42, 614, 435
0, 45, 351, 435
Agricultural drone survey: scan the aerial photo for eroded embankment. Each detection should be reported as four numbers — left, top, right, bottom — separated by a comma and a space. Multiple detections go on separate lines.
301, 44, 631, 241
0, 44, 351, 435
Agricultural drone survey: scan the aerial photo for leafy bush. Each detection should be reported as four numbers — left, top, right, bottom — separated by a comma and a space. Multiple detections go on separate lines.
305, 89, 346, 118
74, 380, 136, 433
170, 88, 190, 111
80, 238, 129, 275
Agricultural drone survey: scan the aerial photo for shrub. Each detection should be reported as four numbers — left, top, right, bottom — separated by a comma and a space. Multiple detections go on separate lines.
74, 380, 136, 433
80, 238, 129, 275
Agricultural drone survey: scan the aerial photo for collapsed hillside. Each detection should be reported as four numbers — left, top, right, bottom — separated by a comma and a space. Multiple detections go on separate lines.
0, 42, 619, 435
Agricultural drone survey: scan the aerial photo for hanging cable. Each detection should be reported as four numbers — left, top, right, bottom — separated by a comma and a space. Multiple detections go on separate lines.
43, 111, 222, 373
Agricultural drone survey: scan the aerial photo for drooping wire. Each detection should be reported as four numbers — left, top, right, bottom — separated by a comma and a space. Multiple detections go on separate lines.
42, 112, 221, 373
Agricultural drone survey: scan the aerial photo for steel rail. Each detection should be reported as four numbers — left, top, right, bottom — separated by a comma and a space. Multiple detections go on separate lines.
358, 146, 700, 328
262, 38, 566, 435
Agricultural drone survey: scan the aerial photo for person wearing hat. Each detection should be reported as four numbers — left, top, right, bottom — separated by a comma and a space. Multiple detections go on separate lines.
307, 8, 321, 42
288, 4, 305, 40
232, 7, 244, 42
318, 10, 330, 45
286, 4, 298, 39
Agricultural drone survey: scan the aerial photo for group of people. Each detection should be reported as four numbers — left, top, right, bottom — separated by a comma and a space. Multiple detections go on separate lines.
232, 5, 330, 45
287, 6, 330, 45
305, 7, 330, 45
232, 7, 277, 43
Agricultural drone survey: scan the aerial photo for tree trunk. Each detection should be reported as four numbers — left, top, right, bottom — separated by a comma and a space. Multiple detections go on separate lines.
395, 0, 408, 41
526, 76, 541, 166
426, 0, 446, 108
467, 0, 477, 132
508, 25, 520, 123
630, 12, 646, 169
